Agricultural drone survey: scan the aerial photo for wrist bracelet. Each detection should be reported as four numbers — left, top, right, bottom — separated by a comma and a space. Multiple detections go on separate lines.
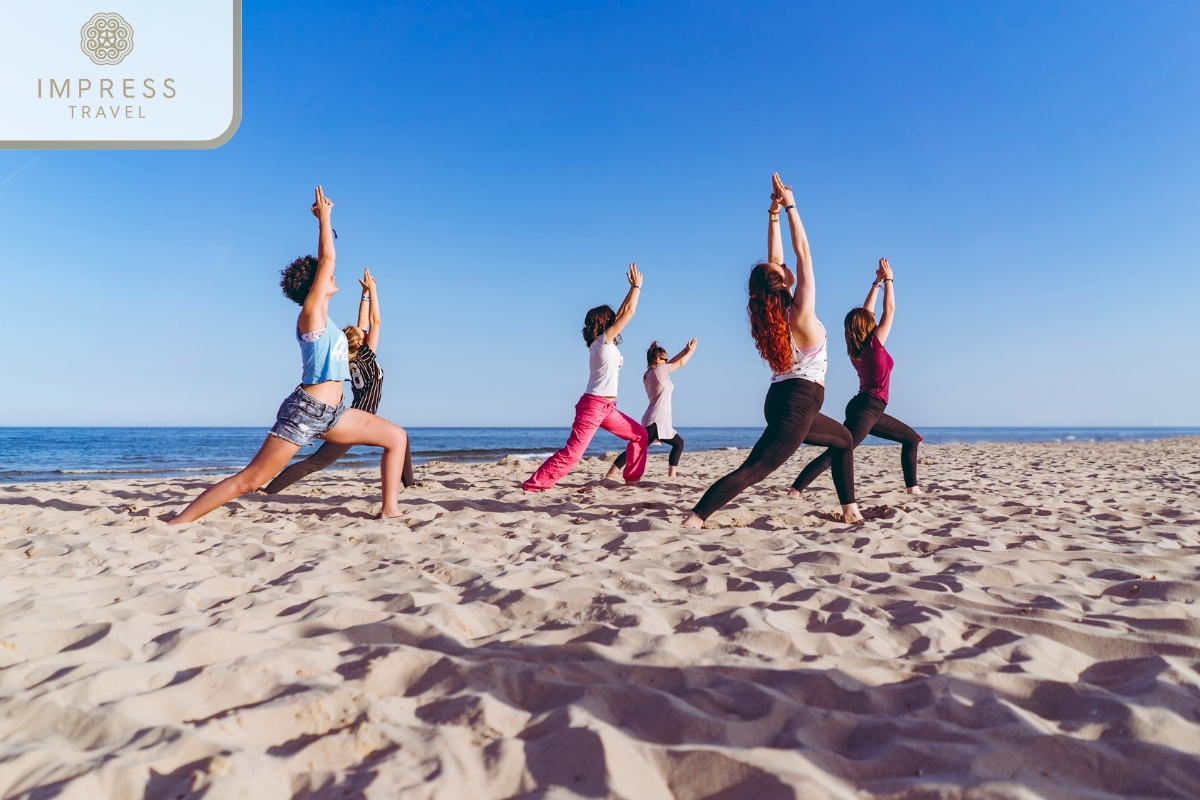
872, 283, 880, 289
785, 204, 796, 211
883, 278, 893, 282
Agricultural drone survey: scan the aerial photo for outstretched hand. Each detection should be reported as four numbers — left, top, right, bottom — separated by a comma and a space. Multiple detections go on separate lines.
772, 173, 795, 209
878, 258, 893, 281
627, 263, 643, 288
311, 185, 334, 219
685, 337, 698, 352
769, 192, 782, 215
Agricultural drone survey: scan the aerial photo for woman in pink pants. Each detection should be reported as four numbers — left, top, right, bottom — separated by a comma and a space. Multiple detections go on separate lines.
523, 264, 650, 491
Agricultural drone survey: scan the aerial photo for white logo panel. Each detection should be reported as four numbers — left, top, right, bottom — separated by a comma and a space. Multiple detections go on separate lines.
0, 1, 241, 148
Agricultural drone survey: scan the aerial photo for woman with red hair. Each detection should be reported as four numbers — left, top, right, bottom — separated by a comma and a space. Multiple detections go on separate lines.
684, 174, 861, 527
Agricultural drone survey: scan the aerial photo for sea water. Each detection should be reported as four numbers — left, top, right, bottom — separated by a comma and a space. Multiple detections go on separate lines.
1, 426, 1197, 484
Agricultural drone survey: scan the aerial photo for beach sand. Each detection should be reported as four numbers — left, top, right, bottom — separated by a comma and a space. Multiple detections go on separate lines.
1, 438, 1199, 799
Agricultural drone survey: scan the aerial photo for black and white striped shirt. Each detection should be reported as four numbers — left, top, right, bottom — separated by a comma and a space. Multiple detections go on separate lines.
348, 344, 384, 414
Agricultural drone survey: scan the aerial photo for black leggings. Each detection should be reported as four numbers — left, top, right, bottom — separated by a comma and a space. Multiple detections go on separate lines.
264, 436, 415, 494
793, 393, 920, 491
692, 378, 854, 520
613, 422, 684, 468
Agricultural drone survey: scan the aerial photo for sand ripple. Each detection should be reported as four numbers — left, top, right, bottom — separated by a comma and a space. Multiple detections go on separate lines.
1, 439, 1199, 798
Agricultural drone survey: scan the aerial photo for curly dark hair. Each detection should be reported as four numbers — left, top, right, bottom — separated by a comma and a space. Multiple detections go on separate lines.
280, 255, 319, 305
582, 305, 619, 347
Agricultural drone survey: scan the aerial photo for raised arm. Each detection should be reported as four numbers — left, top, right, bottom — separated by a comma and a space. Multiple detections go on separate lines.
364, 268, 381, 352
298, 186, 336, 334
667, 338, 698, 370
357, 269, 371, 330
873, 258, 896, 345
605, 263, 643, 341
863, 263, 882, 314
773, 173, 821, 345
768, 192, 783, 266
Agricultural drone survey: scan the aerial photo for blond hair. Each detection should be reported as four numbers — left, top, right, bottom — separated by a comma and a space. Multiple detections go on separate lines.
343, 325, 364, 359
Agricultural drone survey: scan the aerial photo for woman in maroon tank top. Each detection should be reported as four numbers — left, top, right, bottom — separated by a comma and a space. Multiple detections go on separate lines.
791, 258, 924, 496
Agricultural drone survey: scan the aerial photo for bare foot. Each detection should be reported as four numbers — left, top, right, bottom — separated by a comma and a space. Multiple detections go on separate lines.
606, 466, 620, 479
905, 486, 924, 495
380, 506, 406, 519
681, 512, 704, 529
668, 467, 677, 478
841, 503, 864, 524
787, 488, 801, 498
624, 480, 640, 488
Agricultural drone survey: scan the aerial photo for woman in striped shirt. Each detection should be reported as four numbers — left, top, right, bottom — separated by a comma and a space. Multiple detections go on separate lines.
263, 268, 414, 493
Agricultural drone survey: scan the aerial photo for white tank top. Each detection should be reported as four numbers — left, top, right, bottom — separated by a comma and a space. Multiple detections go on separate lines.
770, 319, 828, 386
585, 330, 623, 397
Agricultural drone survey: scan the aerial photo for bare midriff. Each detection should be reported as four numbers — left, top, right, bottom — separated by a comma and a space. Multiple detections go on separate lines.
302, 380, 345, 407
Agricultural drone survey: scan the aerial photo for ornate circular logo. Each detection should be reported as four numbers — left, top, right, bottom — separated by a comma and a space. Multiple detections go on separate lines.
80, 12, 134, 65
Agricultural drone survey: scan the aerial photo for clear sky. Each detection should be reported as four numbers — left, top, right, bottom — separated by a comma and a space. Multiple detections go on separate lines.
2, 1, 1198, 428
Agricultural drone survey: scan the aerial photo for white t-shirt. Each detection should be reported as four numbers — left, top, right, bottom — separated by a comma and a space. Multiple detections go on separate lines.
641, 364, 676, 439
585, 330, 623, 397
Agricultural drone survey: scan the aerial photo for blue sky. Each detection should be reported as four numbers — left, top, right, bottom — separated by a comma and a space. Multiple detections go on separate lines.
2, 1, 1198, 427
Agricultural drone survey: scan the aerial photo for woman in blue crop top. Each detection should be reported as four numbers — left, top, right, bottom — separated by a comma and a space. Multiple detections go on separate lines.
170, 186, 410, 524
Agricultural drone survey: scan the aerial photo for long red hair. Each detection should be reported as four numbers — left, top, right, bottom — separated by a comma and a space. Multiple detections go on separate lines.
747, 262, 794, 373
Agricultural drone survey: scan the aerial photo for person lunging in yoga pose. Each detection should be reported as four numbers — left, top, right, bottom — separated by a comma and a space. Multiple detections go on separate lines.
170, 187, 409, 524
683, 174, 861, 528
523, 265, 650, 491
790, 257, 923, 497
262, 267, 415, 494
607, 338, 696, 479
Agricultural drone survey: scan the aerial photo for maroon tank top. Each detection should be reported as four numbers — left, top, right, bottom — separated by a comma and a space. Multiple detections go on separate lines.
853, 333, 894, 403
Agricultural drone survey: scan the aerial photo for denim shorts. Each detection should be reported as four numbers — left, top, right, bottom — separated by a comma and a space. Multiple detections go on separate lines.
269, 386, 346, 447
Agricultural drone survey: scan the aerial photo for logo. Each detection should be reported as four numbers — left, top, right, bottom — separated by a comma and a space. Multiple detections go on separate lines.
80, 13, 134, 66
4, 1, 241, 149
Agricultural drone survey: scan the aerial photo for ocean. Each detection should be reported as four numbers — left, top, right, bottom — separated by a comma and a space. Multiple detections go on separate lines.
1, 426, 1197, 485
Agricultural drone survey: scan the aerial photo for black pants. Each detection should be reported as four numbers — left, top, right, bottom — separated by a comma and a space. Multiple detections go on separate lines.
692, 378, 854, 520
613, 422, 685, 468
793, 393, 920, 491
264, 436, 415, 494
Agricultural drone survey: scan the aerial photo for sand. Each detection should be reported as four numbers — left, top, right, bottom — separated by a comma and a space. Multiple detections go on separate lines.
1, 438, 1199, 800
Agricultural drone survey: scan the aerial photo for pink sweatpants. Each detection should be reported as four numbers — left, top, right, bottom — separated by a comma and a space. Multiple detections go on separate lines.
522, 394, 648, 491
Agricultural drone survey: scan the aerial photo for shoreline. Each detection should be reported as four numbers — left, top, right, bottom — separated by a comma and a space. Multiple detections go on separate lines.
2, 438, 1199, 797
2, 431, 1199, 487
